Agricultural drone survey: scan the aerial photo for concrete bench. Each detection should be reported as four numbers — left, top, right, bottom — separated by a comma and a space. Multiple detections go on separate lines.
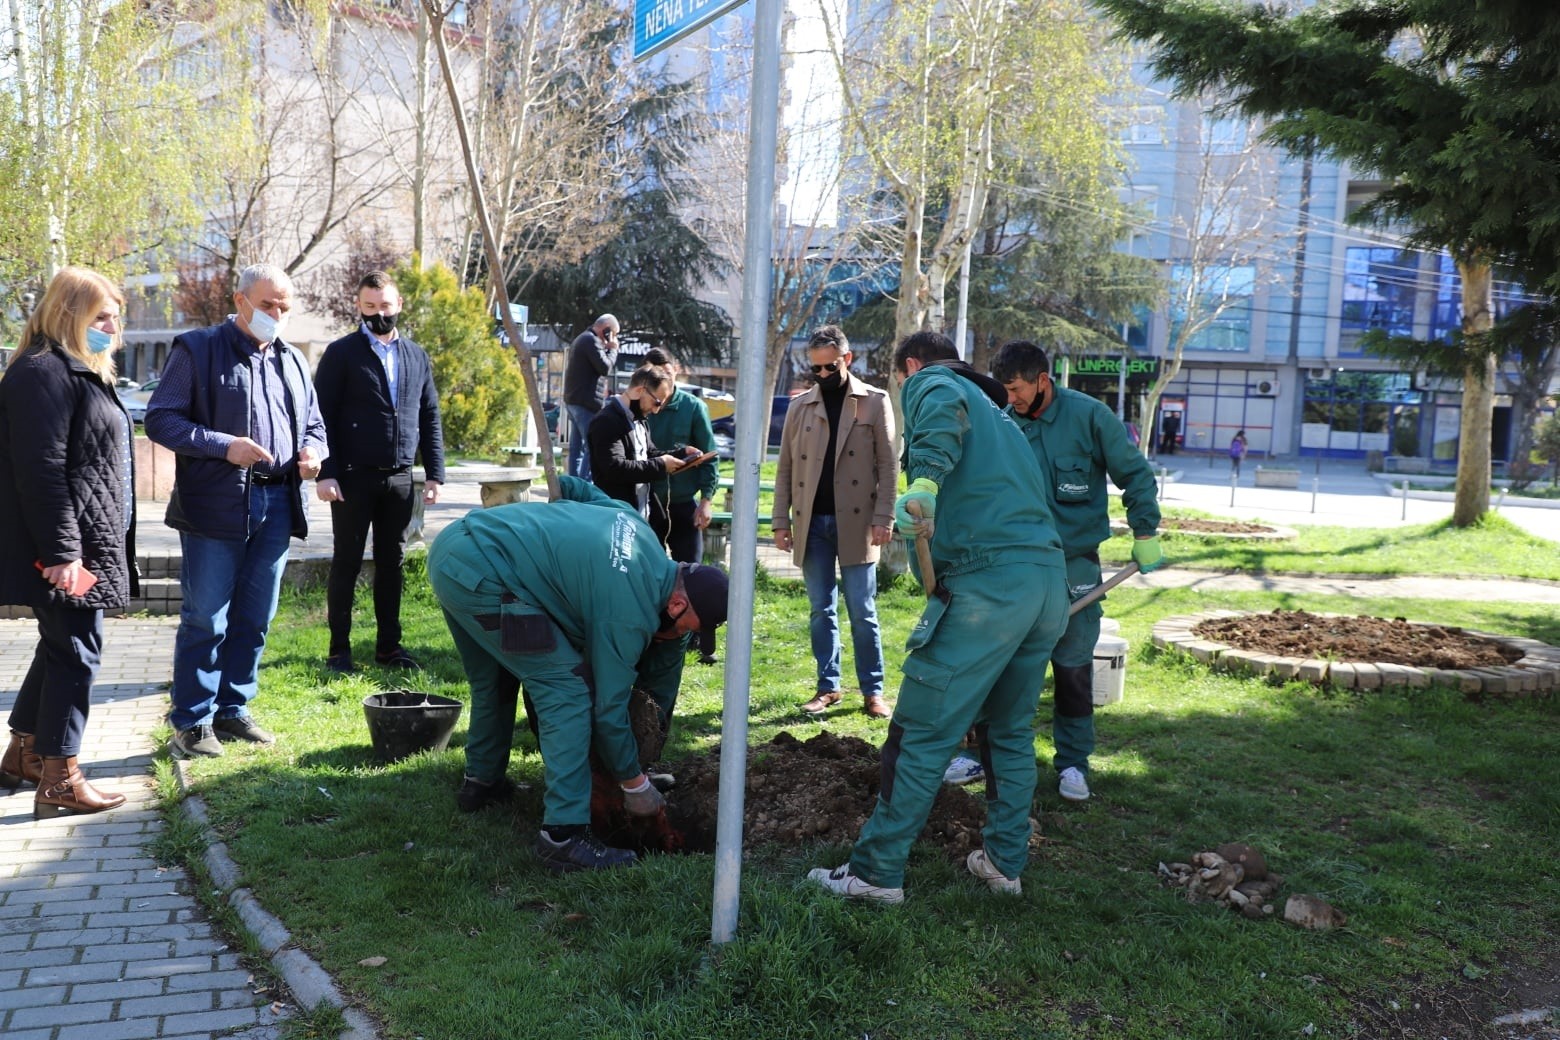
448, 466, 545, 508
1253, 467, 1300, 488
704, 512, 773, 564
1382, 456, 1432, 475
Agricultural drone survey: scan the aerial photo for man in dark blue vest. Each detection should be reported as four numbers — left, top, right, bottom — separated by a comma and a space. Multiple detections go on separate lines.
313, 271, 446, 673
146, 264, 329, 759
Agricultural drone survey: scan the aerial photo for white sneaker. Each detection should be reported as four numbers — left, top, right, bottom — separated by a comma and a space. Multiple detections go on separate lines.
1059, 766, 1091, 802
943, 754, 985, 786
966, 848, 1022, 894
806, 864, 905, 905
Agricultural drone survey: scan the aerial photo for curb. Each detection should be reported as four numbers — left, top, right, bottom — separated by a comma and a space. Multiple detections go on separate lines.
1152, 611, 1560, 695
172, 759, 380, 1040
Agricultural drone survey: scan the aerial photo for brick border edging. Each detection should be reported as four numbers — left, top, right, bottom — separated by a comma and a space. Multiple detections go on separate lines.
1151, 611, 1560, 695
171, 762, 380, 1040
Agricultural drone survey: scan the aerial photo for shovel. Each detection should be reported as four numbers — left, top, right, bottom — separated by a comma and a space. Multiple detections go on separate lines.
906, 500, 937, 598
1067, 561, 1141, 617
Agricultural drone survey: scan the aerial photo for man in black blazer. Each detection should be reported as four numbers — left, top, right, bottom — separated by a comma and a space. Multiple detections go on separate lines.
587, 364, 699, 521
313, 271, 446, 672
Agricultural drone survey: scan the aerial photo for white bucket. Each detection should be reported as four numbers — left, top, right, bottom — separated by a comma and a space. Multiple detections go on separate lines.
1099, 617, 1121, 636
1092, 632, 1129, 706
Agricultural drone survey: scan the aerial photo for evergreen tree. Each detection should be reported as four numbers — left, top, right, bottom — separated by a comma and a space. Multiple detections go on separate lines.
1094, 0, 1560, 524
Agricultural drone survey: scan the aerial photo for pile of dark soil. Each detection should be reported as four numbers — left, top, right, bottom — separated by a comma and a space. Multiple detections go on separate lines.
1194, 609, 1525, 669
664, 730, 991, 859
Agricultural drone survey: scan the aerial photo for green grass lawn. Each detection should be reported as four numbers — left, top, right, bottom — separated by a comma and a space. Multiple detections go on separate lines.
161, 534, 1560, 1040
1100, 510, 1560, 582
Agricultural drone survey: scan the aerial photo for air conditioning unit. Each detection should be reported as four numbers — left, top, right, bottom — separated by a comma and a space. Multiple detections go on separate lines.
1306, 367, 1331, 379
1251, 378, 1278, 397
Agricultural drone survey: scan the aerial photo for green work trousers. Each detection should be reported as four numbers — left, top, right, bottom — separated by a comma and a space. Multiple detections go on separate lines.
849, 559, 1068, 888
427, 527, 596, 829
1049, 554, 1102, 775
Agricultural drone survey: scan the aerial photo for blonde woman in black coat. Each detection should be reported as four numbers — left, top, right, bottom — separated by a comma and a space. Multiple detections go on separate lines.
0, 266, 137, 817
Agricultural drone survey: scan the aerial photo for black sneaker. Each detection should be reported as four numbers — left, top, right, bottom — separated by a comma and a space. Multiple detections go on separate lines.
324, 652, 354, 674
456, 775, 517, 813
169, 725, 223, 759
374, 647, 421, 670
534, 829, 637, 873
212, 715, 276, 745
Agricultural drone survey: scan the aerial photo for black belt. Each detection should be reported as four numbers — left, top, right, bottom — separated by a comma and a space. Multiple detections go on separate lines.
343, 464, 410, 474
251, 472, 291, 486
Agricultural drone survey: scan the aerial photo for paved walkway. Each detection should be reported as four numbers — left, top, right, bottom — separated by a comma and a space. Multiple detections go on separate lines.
0, 618, 284, 1040
2, 454, 1554, 1039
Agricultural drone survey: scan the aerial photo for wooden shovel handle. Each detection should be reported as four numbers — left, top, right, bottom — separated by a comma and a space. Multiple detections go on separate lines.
907, 500, 936, 597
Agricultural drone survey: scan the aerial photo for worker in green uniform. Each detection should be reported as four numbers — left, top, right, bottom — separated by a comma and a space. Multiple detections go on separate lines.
808, 331, 1069, 903
976, 340, 1163, 802
427, 476, 729, 873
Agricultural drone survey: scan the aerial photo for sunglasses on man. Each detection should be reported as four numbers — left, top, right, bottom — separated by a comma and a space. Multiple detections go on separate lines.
810, 360, 842, 374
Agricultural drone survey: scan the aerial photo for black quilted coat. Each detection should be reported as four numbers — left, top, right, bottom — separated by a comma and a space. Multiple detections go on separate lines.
0, 342, 139, 611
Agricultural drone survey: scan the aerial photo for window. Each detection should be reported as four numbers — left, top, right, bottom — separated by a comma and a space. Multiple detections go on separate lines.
1169, 264, 1254, 352
1200, 114, 1248, 154
1341, 246, 1419, 355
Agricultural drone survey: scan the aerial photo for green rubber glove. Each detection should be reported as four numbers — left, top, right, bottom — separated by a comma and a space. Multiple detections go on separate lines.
1131, 534, 1164, 573
894, 477, 939, 538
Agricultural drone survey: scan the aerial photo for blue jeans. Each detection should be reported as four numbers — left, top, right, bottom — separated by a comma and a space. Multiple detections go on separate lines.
802, 514, 884, 697
566, 404, 597, 481
168, 484, 294, 732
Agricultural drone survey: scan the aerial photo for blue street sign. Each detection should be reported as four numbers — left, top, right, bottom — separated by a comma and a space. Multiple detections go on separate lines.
634, 0, 746, 60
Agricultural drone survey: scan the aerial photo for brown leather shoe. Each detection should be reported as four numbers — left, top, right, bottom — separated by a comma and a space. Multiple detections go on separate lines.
33, 757, 126, 819
800, 690, 843, 716
862, 695, 892, 719
1, 730, 43, 790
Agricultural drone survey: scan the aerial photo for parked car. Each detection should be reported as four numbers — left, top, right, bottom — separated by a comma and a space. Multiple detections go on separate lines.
710, 395, 792, 450
118, 377, 159, 423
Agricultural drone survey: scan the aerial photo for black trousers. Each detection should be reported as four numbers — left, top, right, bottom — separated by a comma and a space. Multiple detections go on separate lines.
664, 498, 704, 565
327, 468, 416, 655
8, 601, 103, 757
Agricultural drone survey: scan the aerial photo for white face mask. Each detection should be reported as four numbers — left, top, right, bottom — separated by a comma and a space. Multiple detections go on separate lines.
244, 302, 287, 344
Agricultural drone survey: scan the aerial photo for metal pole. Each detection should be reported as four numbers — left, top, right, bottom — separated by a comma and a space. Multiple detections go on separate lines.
1229, 470, 1237, 507
712, 0, 782, 946
1401, 478, 1409, 521
1310, 475, 1319, 514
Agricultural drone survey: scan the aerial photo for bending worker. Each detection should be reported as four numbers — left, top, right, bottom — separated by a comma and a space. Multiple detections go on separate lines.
989, 341, 1162, 802
427, 476, 729, 873
809, 331, 1068, 904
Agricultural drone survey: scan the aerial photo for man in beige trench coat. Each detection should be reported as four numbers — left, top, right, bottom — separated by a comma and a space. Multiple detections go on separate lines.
772, 326, 899, 718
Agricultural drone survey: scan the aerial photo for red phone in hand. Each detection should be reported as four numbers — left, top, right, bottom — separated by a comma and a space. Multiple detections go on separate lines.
35, 560, 98, 597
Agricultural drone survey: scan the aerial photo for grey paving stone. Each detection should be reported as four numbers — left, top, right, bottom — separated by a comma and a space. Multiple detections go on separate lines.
24, 959, 128, 986
67, 977, 165, 1003
0, 912, 87, 933
159, 1007, 262, 1034
167, 967, 254, 992
12, 945, 80, 968
8, 998, 117, 1027
79, 940, 174, 962
0, 1028, 56, 1040
86, 910, 177, 928
126, 922, 208, 943
115, 989, 215, 1018
0, 983, 68, 1010
29, 925, 128, 949
56, 1017, 162, 1040
0, 968, 19, 990
120, 955, 213, 979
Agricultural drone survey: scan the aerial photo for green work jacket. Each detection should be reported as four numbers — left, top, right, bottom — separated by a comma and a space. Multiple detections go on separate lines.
645, 389, 719, 505
455, 476, 685, 778
1007, 387, 1161, 558
899, 365, 1063, 580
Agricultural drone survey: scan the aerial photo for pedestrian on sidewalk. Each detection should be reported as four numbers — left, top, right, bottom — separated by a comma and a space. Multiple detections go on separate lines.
1230, 430, 1248, 476
312, 270, 446, 674
0, 266, 134, 816
145, 264, 329, 760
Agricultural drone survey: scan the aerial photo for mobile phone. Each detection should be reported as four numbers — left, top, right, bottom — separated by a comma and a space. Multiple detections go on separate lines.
691, 450, 719, 466
36, 560, 98, 597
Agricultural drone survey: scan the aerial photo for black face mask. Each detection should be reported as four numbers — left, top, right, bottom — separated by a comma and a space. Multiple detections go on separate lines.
815, 369, 845, 390
363, 312, 397, 336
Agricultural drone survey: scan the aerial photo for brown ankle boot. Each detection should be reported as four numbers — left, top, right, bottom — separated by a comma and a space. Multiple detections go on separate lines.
1, 730, 43, 790
33, 757, 126, 819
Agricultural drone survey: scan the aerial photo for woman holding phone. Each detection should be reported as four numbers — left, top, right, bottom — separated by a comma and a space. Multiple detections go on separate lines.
0, 266, 137, 817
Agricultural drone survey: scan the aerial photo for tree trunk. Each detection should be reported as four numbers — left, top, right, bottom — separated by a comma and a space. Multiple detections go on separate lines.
895, 194, 926, 343
1451, 258, 1494, 526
